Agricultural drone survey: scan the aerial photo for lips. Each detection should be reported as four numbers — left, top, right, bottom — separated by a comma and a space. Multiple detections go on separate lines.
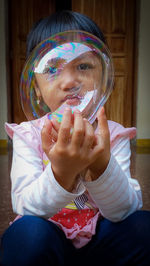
64, 95, 83, 106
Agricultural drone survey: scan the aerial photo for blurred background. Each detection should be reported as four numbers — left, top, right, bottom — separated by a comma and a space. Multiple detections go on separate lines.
0, 0, 150, 235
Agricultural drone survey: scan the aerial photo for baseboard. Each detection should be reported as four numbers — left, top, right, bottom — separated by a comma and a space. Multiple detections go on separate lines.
0, 140, 8, 155
136, 139, 150, 154
0, 139, 7, 148
136, 139, 150, 147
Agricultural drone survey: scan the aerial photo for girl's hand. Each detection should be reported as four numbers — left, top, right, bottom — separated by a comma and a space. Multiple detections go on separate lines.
41, 108, 102, 192
85, 107, 110, 181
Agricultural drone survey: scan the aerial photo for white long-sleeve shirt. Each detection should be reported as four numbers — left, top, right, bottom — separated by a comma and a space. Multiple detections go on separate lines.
5, 118, 142, 248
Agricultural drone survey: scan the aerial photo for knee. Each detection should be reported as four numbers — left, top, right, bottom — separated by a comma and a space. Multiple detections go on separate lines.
1, 216, 64, 265
3, 215, 59, 246
124, 210, 150, 226
126, 210, 150, 240
108, 210, 150, 249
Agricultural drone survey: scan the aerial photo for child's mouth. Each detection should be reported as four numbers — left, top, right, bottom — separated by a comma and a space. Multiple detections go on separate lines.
65, 97, 81, 106
63, 94, 83, 106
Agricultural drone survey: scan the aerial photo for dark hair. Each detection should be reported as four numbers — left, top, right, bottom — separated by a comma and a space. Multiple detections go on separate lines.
26, 10, 106, 58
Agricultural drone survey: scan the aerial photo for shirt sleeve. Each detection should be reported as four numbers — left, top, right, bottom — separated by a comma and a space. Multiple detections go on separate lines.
11, 133, 85, 218
84, 136, 143, 222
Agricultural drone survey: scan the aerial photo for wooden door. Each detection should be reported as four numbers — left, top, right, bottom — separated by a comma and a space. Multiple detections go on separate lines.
72, 0, 138, 127
8, 0, 138, 127
8, 0, 56, 124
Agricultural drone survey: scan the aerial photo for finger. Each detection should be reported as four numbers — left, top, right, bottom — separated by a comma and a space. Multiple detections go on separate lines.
51, 127, 58, 142
90, 107, 110, 159
71, 109, 84, 148
58, 108, 72, 145
41, 118, 53, 151
96, 107, 110, 140
82, 119, 95, 150
51, 118, 60, 133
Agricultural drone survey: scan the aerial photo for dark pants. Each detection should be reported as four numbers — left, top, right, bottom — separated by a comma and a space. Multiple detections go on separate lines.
0, 210, 150, 266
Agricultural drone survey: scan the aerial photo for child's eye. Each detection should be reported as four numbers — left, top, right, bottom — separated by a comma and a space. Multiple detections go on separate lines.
43, 66, 57, 75
77, 63, 93, 71
49, 66, 57, 74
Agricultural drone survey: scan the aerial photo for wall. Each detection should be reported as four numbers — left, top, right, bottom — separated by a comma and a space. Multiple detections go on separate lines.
0, 0, 7, 140
0, 0, 150, 141
136, 0, 150, 139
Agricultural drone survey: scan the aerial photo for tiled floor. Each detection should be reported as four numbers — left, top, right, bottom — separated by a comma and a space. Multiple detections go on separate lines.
130, 145, 150, 211
0, 143, 150, 235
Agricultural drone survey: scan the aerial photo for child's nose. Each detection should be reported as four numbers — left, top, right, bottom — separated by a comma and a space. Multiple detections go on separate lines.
59, 70, 79, 91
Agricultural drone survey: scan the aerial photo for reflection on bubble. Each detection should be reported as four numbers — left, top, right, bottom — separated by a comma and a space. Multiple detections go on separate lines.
20, 31, 114, 124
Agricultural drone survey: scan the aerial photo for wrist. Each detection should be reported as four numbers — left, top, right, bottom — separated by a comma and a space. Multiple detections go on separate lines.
87, 157, 110, 181
51, 166, 77, 192
85, 169, 101, 181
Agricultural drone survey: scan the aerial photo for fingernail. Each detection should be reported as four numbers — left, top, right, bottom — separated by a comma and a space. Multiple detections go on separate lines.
47, 113, 52, 120
74, 109, 80, 114
44, 118, 49, 126
65, 107, 71, 112
101, 107, 105, 114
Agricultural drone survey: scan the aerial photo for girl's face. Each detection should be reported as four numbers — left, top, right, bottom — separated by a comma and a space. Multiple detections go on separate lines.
35, 51, 102, 112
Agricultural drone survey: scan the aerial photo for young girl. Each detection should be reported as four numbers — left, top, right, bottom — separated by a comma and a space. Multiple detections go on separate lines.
1, 10, 150, 266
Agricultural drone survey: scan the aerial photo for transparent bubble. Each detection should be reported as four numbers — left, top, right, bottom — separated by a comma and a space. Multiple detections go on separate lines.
20, 30, 114, 124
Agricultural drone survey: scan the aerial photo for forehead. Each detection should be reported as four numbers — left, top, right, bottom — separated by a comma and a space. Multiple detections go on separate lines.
43, 42, 92, 61
34, 42, 94, 73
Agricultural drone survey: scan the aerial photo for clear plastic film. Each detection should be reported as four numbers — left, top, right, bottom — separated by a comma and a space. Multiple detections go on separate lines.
20, 30, 114, 124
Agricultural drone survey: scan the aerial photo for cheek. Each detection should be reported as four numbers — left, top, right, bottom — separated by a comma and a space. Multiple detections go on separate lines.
95, 71, 102, 84
41, 87, 61, 112
35, 74, 61, 111
81, 75, 97, 91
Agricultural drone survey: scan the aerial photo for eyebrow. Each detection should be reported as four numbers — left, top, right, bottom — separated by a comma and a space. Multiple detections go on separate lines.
47, 57, 66, 66
34, 57, 66, 74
